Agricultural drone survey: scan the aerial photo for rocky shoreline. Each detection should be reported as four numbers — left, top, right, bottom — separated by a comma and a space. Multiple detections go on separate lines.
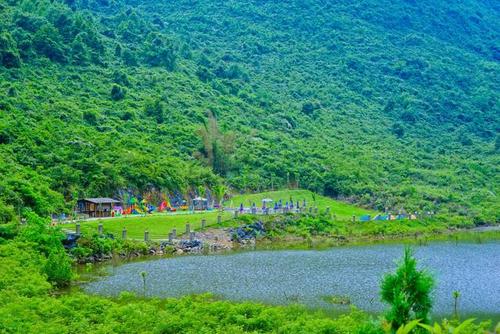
74, 222, 268, 263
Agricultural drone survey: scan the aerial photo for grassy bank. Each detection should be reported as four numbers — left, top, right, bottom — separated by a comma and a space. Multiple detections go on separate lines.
253, 228, 500, 252
236, 210, 486, 241
64, 211, 232, 240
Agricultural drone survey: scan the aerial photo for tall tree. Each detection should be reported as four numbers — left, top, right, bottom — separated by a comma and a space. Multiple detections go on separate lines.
213, 184, 227, 207
196, 111, 235, 176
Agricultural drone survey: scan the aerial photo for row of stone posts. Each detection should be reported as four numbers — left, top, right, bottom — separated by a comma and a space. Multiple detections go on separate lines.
76, 215, 223, 242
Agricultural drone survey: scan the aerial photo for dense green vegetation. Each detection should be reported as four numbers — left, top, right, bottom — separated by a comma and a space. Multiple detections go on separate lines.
0, 1, 498, 331
0, 0, 498, 225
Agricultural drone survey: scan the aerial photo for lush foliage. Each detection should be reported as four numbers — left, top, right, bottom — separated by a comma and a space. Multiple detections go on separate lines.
417, 318, 491, 334
0, 0, 498, 223
0, 212, 72, 288
381, 247, 434, 330
0, 290, 381, 333
391, 318, 492, 334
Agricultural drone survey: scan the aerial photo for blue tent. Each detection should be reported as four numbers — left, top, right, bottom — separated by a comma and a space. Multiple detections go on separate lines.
360, 215, 371, 222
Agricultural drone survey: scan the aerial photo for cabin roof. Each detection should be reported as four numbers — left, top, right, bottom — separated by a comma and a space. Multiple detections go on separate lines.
80, 198, 120, 204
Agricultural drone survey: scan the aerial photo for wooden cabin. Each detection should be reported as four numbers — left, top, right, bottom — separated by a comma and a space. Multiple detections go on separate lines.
77, 198, 120, 218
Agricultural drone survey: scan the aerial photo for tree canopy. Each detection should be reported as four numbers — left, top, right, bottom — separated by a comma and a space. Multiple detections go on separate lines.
0, 0, 498, 222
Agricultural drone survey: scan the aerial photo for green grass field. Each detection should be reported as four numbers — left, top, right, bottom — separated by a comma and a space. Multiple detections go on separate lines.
229, 189, 376, 219
64, 190, 376, 240
64, 211, 233, 240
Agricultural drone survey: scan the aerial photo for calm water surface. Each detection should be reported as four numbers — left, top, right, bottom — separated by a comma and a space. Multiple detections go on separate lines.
84, 241, 500, 317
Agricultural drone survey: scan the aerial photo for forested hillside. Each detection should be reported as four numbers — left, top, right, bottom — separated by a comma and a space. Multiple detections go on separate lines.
0, 0, 498, 223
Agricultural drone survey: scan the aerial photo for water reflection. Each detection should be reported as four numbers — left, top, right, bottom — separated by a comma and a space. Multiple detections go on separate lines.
84, 241, 500, 317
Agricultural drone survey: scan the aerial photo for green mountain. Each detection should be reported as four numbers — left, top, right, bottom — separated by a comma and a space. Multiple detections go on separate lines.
0, 0, 498, 222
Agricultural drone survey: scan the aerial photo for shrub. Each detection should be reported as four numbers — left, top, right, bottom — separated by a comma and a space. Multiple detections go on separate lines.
0, 241, 52, 297
76, 234, 117, 257
0, 201, 16, 225
0, 32, 21, 68
392, 123, 405, 138
111, 84, 126, 100
381, 247, 434, 330
113, 70, 131, 86
83, 109, 98, 125
144, 98, 165, 123
44, 248, 72, 287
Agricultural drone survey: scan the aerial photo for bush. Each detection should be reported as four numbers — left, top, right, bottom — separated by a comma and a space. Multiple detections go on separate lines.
120, 239, 149, 256
392, 123, 405, 138
44, 248, 72, 287
75, 234, 117, 257
0, 241, 52, 297
0, 201, 16, 225
70, 245, 92, 259
110, 84, 126, 100
144, 98, 165, 123
83, 110, 98, 125
0, 32, 21, 68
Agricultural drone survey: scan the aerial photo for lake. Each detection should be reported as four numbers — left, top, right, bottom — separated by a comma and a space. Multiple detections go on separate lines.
84, 240, 500, 319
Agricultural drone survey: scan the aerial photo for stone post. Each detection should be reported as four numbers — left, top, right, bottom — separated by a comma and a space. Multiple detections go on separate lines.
168, 232, 173, 242
201, 219, 206, 230
122, 228, 127, 240
98, 223, 103, 235
352, 215, 356, 223
189, 231, 195, 242
217, 215, 222, 224
76, 223, 81, 235
234, 210, 239, 218
314, 207, 318, 214
185, 223, 190, 235
172, 228, 177, 239
144, 230, 149, 242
